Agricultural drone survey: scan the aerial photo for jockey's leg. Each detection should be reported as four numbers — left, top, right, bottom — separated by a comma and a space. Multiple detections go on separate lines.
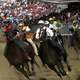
27, 38, 38, 56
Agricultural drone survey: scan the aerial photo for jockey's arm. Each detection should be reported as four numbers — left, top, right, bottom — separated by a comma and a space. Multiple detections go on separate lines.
46, 27, 54, 38
35, 28, 40, 39
22, 26, 31, 32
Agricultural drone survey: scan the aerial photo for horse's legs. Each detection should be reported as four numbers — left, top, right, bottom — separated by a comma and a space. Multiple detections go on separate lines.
57, 62, 66, 76
57, 39, 71, 71
63, 57, 71, 72
21, 63, 25, 70
31, 59, 35, 75
25, 62, 31, 76
62, 50, 72, 72
73, 46, 80, 59
48, 65, 63, 79
65, 59, 71, 72
15, 64, 31, 80
25, 62, 32, 76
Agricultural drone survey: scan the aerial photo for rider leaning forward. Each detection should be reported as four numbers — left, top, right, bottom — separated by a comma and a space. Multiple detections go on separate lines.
18, 21, 38, 56
1, 19, 33, 60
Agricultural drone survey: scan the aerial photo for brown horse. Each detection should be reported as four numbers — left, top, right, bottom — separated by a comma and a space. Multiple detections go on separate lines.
4, 33, 36, 80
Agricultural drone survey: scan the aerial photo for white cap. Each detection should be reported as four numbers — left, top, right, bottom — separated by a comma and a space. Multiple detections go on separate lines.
38, 20, 44, 24
45, 21, 49, 25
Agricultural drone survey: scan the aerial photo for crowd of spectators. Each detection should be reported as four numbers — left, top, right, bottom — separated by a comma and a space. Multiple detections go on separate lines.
0, 1, 57, 23
0, 1, 80, 27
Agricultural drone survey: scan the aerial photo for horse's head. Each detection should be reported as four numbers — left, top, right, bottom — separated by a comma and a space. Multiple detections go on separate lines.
41, 29, 48, 41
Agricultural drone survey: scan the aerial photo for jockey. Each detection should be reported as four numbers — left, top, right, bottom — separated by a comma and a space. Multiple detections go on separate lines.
36, 20, 54, 40
48, 18, 58, 30
44, 20, 65, 55
2, 19, 31, 60
44, 20, 63, 43
69, 21, 79, 46
48, 16, 56, 24
70, 21, 78, 32
48, 17, 54, 24
21, 22, 39, 56
36, 20, 64, 55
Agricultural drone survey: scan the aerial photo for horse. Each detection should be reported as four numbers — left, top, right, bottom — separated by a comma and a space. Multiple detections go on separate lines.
34, 28, 71, 80
2, 28, 37, 80
51, 33, 71, 72
69, 28, 80, 59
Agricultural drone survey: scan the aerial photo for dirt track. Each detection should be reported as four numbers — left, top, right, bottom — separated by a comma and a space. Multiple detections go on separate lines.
0, 41, 80, 80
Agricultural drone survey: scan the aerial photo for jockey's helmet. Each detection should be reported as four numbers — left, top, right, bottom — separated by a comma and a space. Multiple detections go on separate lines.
49, 18, 53, 21
45, 21, 49, 25
52, 16, 56, 19
44, 21, 49, 27
18, 23, 24, 27
38, 20, 44, 24
73, 21, 77, 24
49, 17, 54, 24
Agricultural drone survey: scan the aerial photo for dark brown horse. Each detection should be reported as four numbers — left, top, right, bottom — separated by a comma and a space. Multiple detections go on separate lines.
4, 35, 35, 80
34, 28, 72, 80
69, 28, 80, 59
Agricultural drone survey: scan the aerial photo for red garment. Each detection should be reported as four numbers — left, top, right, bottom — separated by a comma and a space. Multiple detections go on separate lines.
3, 24, 12, 33
3, 27, 8, 32
3, 24, 12, 43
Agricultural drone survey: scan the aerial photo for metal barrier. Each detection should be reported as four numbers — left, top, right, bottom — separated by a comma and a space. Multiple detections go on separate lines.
61, 33, 72, 36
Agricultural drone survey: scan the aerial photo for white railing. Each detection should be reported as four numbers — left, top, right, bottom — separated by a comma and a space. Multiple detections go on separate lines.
61, 33, 72, 36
